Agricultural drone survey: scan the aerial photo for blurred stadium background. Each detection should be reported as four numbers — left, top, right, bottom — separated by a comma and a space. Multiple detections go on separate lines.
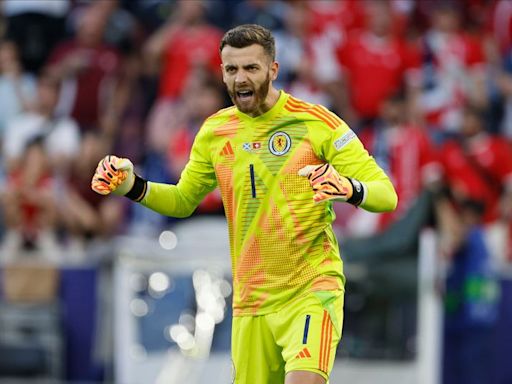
0, 0, 511, 383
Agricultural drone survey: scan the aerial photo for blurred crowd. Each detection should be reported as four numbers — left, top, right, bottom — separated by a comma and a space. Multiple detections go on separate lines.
0, 0, 511, 382
0, 0, 510, 275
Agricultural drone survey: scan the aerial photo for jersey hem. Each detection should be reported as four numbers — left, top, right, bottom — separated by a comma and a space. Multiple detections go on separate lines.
232, 285, 345, 317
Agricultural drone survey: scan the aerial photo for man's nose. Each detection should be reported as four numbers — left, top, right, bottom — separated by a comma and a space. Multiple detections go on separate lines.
235, 70, 248, 84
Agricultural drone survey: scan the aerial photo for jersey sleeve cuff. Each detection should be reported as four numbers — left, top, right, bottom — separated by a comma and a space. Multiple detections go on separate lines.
125, 174, 147, 202
347, 178, 365, 206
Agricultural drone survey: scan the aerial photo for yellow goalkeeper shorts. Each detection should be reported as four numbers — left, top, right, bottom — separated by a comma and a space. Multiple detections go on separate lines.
231, 289, 344, 383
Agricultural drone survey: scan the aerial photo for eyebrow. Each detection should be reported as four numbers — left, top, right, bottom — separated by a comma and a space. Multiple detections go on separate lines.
224, 63, 261, 70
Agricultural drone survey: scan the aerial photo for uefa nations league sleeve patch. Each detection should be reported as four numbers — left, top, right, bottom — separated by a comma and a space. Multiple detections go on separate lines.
333, 130, 356, 151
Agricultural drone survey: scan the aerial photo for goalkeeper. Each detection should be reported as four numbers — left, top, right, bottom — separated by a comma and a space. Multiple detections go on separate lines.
92, 25, 397, 384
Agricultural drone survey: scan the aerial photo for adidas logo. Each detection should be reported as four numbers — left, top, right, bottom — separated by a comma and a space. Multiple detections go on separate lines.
295, 347, 311, 359
220, 141, 234, 156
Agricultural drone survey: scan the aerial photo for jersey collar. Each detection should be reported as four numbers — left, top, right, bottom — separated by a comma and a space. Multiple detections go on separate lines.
235, 90, 289, 122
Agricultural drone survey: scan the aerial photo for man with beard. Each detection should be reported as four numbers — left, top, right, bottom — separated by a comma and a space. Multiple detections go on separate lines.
91, 24, 397, 384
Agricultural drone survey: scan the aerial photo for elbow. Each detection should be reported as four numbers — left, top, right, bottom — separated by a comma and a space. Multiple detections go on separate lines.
362, 183, 398, 212
172, 207, 195, 219
384, 189, 398, 212
378, 183, 398, 212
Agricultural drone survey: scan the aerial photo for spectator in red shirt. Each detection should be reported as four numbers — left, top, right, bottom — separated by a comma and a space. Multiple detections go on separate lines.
144, 0, 223, 102
440, 105, 512, 224
334, 93, 441, 237
440, 104, 512, 267
362, 94, 441, 230
336, 1, 420, 125
1, 139, 60, 261
412, 2, 485, 135
307, 0, 365, 41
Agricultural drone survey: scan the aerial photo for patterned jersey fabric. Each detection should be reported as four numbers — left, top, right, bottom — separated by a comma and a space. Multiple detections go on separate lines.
141, 91, 396, 316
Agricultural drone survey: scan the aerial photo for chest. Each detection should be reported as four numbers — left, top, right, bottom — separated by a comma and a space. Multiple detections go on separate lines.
210, 118, 319, 183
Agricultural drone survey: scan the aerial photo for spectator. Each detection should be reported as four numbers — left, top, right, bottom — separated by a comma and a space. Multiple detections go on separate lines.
305, 0, 366, 114
273, 2, 310, 90
166, 78, 225, 214
111, 48, 152, 166
61, 132, 126, 253
2, 0, 69, 74
66, 0, 140, 54
439, 104, 512, 268
335, 93, 441, 237
274, 2, 335, 109
231, 0, 287, 31
144, 0, 223, 102
440, 105, 512, 223
46, 2, 121, 137
336, 0, 421, 127
306, 0, 365, 42
304, 0, 366, 113
2, 71, 81, 176
95, 0, 139, 53
442, 199, 499, 384
467, 36, 507, 135
1, 138, 60, 261
140, 0, 226, 227
412, 2, 485, 137
120, 0, 172, 35
0, 40, 37, 145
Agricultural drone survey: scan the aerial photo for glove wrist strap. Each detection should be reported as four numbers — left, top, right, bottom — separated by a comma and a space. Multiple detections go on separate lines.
347, 178, 364, 206
125, 174, 147, 202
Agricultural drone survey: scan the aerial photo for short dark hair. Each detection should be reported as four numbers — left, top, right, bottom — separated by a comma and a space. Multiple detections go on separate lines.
220, 24, 275, 61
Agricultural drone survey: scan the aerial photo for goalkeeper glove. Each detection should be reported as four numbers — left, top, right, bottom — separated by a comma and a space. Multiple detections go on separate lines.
91, 155, 147, 201
298, 163, 364, 206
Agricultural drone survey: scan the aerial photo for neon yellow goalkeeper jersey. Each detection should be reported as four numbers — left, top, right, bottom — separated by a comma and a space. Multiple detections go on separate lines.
141, 91, 397, 316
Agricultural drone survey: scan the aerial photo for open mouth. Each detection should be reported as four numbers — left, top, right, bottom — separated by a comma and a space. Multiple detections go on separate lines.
236, 90, 254, 101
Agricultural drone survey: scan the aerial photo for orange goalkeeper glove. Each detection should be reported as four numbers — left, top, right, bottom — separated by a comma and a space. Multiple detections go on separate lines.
91, 155, 147, 201
298, 163, 364, 206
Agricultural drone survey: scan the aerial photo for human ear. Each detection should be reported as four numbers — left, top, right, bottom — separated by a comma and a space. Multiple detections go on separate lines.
270, 61, 279, 81
220, 64, 227, 84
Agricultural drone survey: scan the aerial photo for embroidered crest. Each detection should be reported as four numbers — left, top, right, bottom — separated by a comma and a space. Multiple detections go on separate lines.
269, 132, 291, 156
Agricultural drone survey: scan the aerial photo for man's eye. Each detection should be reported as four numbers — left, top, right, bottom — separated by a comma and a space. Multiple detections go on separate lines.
226, 67, 236, 73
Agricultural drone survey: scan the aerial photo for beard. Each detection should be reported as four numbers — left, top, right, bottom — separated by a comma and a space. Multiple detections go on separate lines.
227, 73, 271, 116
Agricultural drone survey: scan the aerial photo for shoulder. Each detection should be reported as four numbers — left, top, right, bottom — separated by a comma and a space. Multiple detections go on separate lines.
209, 105, 237, 117
203, 106, 238, 127
284, 95, 346, 131
192, 106, 239, 139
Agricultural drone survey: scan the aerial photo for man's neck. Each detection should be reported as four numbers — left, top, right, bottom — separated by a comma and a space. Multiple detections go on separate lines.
250, 87, 280, 117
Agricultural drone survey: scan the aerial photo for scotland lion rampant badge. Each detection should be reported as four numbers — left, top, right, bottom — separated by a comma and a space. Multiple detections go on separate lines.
268, 131, 291, 156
